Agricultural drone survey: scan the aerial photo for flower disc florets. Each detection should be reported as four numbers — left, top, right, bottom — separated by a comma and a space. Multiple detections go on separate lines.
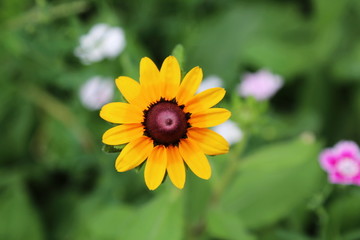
143, 99, 190, 146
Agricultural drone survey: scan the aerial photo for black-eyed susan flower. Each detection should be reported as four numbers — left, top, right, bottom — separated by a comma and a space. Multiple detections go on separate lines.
100, 56, 231, 190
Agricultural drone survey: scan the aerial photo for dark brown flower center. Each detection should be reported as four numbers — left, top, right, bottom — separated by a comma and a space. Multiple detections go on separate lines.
143, 99, 190, 146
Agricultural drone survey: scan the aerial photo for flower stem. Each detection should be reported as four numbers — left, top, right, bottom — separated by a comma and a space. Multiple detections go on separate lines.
22, 84, 95, 151
317, 205, 329, 240
308, 184, 333, 240
212, 134, 248, 203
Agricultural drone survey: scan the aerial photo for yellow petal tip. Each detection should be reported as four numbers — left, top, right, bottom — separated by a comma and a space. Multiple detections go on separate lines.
225, 109, 232, 118
174, 183, 184, 189
166, 55, 176, 60
115, 76, 123, 86
147, 185, 159, 191
145, 179, 162, 190
115, 162, 125, 172
141, 57, 154, 64
202, 172, 211, 180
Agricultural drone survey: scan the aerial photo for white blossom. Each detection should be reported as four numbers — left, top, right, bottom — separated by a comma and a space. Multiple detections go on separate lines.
74, 23, 126, 65
197, 75, 223, 93
79, 76, 114, 110
212, 120, 243, 145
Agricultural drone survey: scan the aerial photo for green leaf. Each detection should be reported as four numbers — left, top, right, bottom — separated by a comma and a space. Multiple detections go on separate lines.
124, 191, 184, 240
184, 172, 212, 228
273, 230, 314, 240
327, 191, 360, 240
0, 173, 44, 240
243, 38, 313, 78
220, 139, 323, 229
344, 229, 360, 240
72, 189, 184, 240
185, 2, 312, 82
206, 207, 255, 240
332, 42, 360, 80
120, 52, 141, 80
102, 144, 125, 153
171, 44, 185, 69
73, 203, 134, 240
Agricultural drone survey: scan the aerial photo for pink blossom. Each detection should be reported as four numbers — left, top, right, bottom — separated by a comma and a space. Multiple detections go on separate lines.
319, 141, 360, 185
237, 69, 283, 101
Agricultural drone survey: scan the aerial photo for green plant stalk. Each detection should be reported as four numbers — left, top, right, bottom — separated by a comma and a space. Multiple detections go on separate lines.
308, 184, 333, 240
22, 84, 95, 152
317, 205, 329, 240
212, 133, 248, 203
317, 184, 333, 240
6, 1, 89, 29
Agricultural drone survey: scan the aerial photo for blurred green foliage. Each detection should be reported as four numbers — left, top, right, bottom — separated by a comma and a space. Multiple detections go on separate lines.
1, 0, 360, 239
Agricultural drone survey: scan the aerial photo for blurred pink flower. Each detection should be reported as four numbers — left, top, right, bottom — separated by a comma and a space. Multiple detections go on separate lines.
237, 69, 283, 100
319, 141, 360, 185
79, 76, 114, 110
74, 23, 126, 65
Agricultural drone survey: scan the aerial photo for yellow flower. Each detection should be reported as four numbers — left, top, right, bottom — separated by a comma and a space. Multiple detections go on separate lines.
100, 56, 231, 190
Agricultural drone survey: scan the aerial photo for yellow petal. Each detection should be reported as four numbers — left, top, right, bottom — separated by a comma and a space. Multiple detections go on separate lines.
160, 56, 181, 100
187, 128, 229, 155
185, 87, 226, 113
176, 67, 203, 105
166, 146, 185, 189
115, 136, 153, 172
140, 57, 162, 103
102, 123, 144, 145
189, 108, 231, 128
179, 138, 211, 180
100, 102, 144, 124
115, 76, 147, 109
145, 145, 167, 190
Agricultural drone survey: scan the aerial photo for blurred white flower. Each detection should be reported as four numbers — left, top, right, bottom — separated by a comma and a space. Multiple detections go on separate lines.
212, 120, 243, 145
197, 75, 223, 93
74, 23, 126, 65
79, 76, 114, 110
237, 69, 283, 101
